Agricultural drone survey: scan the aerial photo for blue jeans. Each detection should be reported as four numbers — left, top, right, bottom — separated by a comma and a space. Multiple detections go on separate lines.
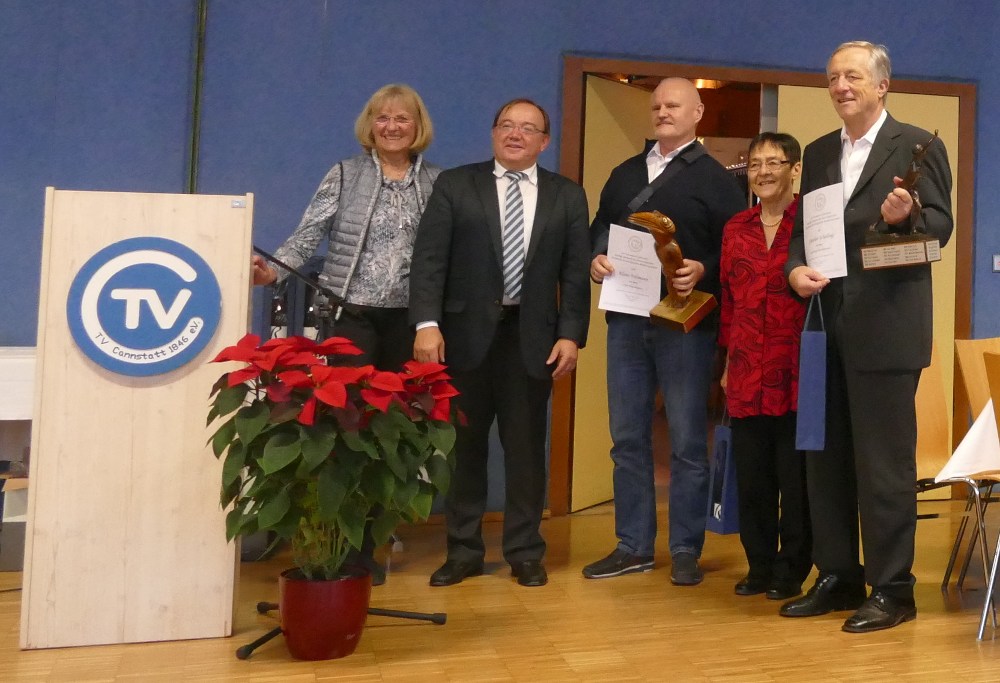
606, 312, 716, 558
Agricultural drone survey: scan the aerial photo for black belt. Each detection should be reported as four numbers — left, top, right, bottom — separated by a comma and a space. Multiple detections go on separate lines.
499, 304, 520, 321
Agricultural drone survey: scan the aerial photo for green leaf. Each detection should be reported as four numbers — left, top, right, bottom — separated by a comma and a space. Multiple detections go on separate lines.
300, 422, 337, 473
213, 383, 250, 417
270, 513, 300, 541
209, 373, 228, 398
361, 463, 394, 506
388, 406, 420, 434
235, 402, 269, 446
427, 421, 457, 456
371, 509, 402, 546
335, 448, 370, 472
210, 417, 237, 458
220, 477, 242, 507
245, 472, 284, 498
221, 441, 246, 487
383, 442, 407, 481
340, 429, 379, 459
257, 488, 291, 529
317, 464, 349, 523
393, 477, 418, 508
370, 412, 400, 459
224, 507, 243, 540
399, 440, 426, 471
338, 500, 366, 550
261, 432, 302, 474
225, 504, 257, 540
424, 451, 452, 494
408, 489, 433, 521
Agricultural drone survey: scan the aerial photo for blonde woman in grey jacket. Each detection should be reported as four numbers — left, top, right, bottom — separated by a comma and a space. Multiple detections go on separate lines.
253, 83, 440, 370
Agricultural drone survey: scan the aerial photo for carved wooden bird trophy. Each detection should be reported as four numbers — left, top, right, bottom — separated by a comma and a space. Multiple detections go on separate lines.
628, 210, 686, 307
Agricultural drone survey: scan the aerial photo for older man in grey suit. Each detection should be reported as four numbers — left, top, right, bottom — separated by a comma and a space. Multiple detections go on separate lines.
784, 41, 953, 632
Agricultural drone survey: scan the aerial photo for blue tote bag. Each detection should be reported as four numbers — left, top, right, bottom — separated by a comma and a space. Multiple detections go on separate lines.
706, 409, 739, 535
795, 294, 827, 451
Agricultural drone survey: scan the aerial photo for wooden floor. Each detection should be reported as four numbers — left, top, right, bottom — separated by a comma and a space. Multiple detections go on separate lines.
1, 500, 998, 682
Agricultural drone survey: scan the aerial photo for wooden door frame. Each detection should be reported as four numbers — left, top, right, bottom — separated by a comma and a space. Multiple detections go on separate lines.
548, 54, 976, 516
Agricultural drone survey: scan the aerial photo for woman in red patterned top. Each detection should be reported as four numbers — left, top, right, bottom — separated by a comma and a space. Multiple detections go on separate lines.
720, 132, 811, 602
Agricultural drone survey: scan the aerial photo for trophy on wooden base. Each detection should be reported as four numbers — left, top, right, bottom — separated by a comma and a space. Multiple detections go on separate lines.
861, 130, 943, 270
627, 210, 716, 332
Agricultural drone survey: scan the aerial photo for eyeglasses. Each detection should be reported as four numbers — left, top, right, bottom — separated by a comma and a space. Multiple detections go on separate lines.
495, 121, 546, 136
374, 115, 414, 127
747, 159, 791, 173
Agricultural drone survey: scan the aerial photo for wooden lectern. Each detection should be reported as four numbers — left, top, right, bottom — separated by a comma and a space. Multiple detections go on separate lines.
21, 189, 253, 649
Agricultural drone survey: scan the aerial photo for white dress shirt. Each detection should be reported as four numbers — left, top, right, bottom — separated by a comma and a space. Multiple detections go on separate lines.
840, 108, 887, 206
646, 138, 696, 183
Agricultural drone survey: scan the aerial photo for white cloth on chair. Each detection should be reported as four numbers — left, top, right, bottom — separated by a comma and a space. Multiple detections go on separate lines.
936, 399, 1000, 482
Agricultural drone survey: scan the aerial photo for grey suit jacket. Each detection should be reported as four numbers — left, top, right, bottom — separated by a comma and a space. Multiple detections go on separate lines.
409, 160, 591, 378
786, 114, 953, 372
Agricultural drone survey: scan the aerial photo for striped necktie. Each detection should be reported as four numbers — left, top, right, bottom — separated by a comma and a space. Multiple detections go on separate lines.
502, 170, 527, 300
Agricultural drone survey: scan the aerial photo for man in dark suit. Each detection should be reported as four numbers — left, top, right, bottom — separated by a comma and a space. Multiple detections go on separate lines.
409, 98, 591, 587
783, 41, 953, 632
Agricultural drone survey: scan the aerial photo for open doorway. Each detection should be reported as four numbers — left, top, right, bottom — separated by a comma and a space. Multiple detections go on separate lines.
547, 55, 974, 516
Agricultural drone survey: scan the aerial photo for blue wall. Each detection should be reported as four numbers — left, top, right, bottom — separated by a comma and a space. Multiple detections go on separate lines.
3, 0, 998, 346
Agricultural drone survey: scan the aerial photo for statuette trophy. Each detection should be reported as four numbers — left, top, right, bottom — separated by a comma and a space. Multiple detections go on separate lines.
627, 210, 716, 332
860, 130, 943, 269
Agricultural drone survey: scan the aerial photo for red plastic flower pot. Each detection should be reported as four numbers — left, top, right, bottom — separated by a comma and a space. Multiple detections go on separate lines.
278, 568, 372, 660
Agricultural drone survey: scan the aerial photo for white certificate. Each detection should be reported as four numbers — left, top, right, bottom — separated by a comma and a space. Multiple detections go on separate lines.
802, 183, 848, 279
598, 223, 661, 316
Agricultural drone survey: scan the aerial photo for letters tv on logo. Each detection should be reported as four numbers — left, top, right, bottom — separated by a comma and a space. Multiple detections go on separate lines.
66, 237, 222, 377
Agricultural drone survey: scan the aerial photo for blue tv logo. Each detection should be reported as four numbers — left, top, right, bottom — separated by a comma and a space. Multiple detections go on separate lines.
66, 237, 222, 377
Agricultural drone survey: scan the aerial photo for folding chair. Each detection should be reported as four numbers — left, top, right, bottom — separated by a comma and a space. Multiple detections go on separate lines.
914, 344, 991, 591
976, 352, 1000, 639
942, 338, 1000, 588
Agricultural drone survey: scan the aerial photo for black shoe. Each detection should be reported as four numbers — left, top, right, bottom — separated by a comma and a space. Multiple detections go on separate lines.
429, 559, 484, 587
670, 552, 703, 586
765, 578, 802, 601
582, 548, 654, 579
842, 592, 916, 633
779, 574, 866, 617
511, 560, 548, 587
734, 575, 769, 596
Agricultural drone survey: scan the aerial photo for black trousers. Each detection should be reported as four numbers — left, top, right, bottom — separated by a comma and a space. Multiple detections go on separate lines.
326, 305, 413, 371
445, 311, 552, 565
731, 413, 812, 583
325, 305, 412, 564
807, 337, 920, 601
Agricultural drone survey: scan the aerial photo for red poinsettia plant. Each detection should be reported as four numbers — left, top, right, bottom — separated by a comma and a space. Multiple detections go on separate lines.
207, 333, 460, 580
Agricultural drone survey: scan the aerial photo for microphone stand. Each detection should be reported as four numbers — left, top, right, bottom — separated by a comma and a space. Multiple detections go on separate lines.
253, 245, 343, 338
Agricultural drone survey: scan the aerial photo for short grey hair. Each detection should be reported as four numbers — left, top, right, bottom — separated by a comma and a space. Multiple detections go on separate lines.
829, 41, 892, 86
